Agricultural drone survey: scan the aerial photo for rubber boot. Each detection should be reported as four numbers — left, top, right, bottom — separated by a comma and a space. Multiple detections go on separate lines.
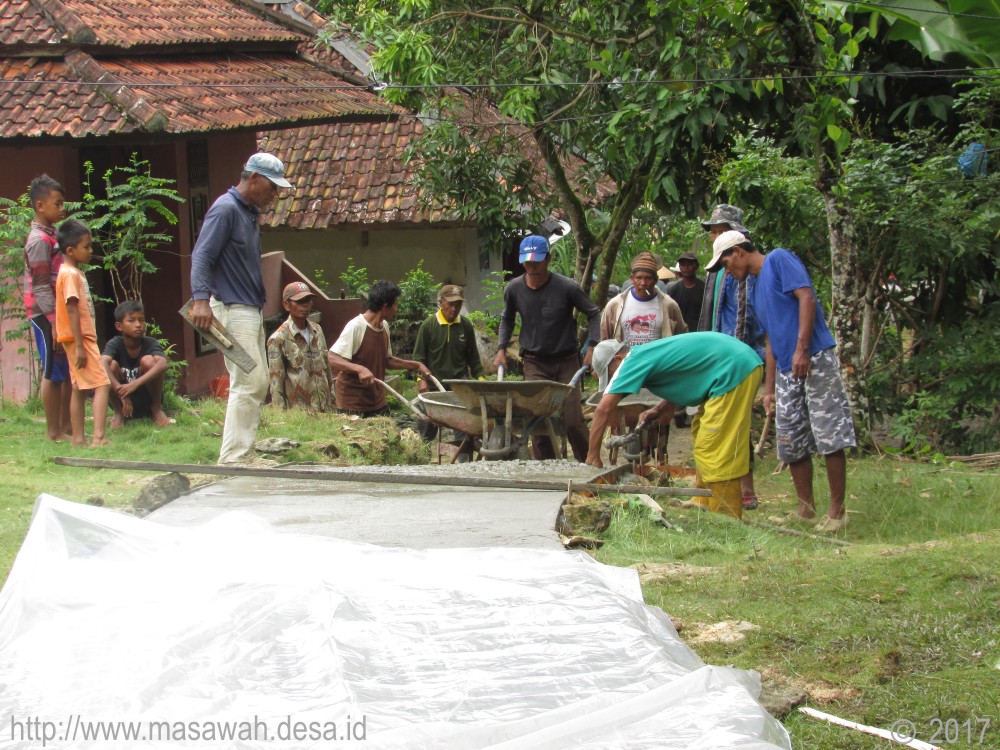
705, 479, 743, 520
688, 473, 713, 512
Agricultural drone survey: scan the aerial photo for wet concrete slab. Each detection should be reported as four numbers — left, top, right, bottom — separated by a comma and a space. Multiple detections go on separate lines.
149, 461, 602, 550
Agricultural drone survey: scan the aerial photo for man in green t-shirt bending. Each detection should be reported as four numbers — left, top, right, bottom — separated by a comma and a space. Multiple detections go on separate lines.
586, 332, 763, 519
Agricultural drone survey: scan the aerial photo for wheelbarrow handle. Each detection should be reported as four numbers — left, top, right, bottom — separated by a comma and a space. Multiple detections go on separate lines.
496, 364, 505, 382
374, 379, 425, 420
427, 373, 447, 392
569, 364, 590, 388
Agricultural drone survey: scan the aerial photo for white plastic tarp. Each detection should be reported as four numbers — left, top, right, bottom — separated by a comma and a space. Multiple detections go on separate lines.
0, 495, 791, 749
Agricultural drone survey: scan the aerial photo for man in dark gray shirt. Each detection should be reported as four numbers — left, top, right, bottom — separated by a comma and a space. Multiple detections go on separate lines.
493, 235, 600, 461
189, 152, 291, 466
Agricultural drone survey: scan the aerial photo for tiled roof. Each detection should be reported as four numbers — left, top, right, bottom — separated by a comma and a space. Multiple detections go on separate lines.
0, 0, 397, 140
4, 0, 304, 49
0, 58, 125, 138
0, 0, 63, 47
0, 54, 395, 138
260, 119, 450, 228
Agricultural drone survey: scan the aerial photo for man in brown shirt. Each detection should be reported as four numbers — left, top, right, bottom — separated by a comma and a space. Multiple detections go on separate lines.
328, 281, 432, 416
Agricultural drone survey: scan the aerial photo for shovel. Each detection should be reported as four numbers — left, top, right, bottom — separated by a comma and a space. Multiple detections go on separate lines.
604, 415, 650, 450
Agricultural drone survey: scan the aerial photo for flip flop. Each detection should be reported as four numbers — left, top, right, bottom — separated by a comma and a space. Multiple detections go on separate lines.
742, 494, 759, 510
815, 514, 849, 532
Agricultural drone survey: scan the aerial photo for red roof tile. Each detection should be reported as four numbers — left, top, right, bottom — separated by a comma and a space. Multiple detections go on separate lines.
0, 0, 63, 47
0, 54, 395, 139
260, 120, 450, 227
43, 0, 305, 48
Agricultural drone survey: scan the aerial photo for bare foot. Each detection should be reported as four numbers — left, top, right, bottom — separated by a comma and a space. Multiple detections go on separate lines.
151, 409, 172, 427
46, 432, 67, 442
90, 436, 110, 447
110, 414, 124, 429
72, 437, 86, 447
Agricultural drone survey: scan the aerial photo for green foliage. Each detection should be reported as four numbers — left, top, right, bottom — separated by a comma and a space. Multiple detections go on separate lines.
403, 119, 552, 261
889, 312, 1000, 453
339, 258, 371, 297
77, 154, 183, 305
463, 270, 509, 333
0, 193, 34, 343
310, 268, 333, 296
712, 135, 828, 269
0, 193, 36, 396
396, 260, 438, 320
146, 320, 187, 402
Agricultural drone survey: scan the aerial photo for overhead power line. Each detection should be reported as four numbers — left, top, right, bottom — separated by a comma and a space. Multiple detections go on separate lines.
847, 2, 1000, 21
0, 67, 995, 93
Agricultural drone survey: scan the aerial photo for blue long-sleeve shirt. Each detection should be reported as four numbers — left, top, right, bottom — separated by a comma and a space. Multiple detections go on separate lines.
190, 187, 266, 308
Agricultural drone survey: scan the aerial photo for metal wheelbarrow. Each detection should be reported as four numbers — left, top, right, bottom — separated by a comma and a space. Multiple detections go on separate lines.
443, 365, 589, 460
585, 388, 667, 464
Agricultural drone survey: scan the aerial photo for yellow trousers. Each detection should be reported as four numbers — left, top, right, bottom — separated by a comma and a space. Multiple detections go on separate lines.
690, 365, 763, 483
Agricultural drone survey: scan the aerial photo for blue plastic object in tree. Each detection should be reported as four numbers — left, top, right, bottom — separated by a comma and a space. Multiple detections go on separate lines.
958, 142, 987, 178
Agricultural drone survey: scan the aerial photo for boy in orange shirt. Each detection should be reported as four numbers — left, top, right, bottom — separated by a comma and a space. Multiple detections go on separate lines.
54, 219, 111, 446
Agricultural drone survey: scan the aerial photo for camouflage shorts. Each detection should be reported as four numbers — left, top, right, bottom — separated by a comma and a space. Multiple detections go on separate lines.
775, 348, 856, 463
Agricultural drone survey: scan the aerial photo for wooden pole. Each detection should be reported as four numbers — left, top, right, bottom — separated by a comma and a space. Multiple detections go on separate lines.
53, 456, 712, 498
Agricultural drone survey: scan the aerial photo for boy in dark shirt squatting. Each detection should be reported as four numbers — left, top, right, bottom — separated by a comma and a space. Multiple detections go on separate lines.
101, 300, 172, 428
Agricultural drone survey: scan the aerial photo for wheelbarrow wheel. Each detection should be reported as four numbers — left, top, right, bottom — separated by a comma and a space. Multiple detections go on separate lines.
483, 425, 507, 459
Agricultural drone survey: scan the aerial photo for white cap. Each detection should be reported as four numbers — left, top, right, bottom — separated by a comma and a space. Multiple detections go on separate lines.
244, 152, 292, 188
591, 339, 630, 392
705, 230, 749, 272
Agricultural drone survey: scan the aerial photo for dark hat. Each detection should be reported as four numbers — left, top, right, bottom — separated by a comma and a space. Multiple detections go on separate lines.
282, 281, 314, 301
701, 204, 748, 235
677, 251, 698, 263
519, 235, 550, 262
244, 152, 292, 189
438, 284, 465, 302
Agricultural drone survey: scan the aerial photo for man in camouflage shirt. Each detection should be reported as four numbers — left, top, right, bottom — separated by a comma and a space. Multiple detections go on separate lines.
266, 282, 333, 412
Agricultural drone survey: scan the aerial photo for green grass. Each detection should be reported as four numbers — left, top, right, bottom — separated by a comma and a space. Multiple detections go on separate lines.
596, 457, 1000, 749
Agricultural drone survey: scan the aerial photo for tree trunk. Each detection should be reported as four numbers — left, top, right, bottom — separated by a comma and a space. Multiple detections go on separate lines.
818, 157, 871, 445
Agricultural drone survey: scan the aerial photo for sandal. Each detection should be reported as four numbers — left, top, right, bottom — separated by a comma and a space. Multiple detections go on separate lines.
742, 494, 759, 510
814, 514, 849, 532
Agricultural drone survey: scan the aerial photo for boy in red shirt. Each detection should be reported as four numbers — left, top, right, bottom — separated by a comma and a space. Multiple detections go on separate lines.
24, 174, 71, 440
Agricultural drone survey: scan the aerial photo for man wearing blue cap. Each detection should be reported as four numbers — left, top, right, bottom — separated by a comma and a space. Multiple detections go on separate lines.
493, 234, 601, 461
190, 152, 292, 466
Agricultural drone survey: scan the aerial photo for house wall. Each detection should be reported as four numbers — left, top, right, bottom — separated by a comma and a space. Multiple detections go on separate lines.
262, 226, 503, 312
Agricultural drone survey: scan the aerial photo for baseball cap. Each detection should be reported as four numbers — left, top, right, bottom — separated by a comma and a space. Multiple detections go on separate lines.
591, 339, 630, 392
438, 284, 465, 303
677, 251, 698, 263
282, 281, 314, 301
519, 235, 550, 263
244, 152, 292, 189
701, 204, 748, 235
705, 230, 749, 272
